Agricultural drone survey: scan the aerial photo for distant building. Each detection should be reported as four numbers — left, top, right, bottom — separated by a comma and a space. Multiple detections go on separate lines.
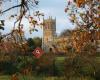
43, 17, 70, 53
43, 17, 56, 51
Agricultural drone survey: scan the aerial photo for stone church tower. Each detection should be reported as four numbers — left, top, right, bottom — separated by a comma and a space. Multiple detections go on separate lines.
43, 17, 56, 50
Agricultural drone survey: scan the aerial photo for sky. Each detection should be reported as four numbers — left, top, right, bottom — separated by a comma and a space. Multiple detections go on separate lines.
0, 0, 75, 38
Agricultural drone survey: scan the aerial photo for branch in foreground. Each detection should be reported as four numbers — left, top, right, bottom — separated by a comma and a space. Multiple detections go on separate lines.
1, 4, 21, 13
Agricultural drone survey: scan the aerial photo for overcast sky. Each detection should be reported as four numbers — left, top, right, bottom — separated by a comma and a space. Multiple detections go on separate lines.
0, 0, 75, 38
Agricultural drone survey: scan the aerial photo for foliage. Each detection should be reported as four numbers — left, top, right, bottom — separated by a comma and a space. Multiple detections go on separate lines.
60, 29, 72, 37
0, 61, 18, 75
33, 37, 42, 48
36, 52, 55, 76
71, 30, 98, 52
0, 0, 44, 43
0, 0, 39, 27
64, 53, 99, 80
65, 0, 100, 52
27, 38, 35, 51
27, 37, 42, 51
65, 0, 100, 30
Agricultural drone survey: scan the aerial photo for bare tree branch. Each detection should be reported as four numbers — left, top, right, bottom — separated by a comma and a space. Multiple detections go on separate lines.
1, 4, 21, 13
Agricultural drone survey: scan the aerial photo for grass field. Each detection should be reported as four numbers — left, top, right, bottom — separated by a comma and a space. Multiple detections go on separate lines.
0, 75, 10, 80
0, 56, 99, 80
0, 75, 44, 80
0, 75, 66, 80
0, 75, 96, 80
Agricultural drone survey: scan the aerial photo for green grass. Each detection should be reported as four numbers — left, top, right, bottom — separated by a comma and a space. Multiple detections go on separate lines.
0, 75, 42, 80
0, 75, 10, 80
0, 75, 66, 80
0, 75, 96, 80
95, 57, 100, 63
55, 57, 66, 64
55, 57, 66, 61
0, 56, 99, 80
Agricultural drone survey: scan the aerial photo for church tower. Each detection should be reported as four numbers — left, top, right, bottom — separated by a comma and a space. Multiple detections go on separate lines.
43, 17, 56, 50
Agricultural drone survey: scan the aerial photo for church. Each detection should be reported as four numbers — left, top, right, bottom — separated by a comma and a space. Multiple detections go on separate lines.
42, 17, 69, 53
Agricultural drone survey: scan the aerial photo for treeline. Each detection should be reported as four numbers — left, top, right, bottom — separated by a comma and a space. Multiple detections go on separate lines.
27, 37, 42, 52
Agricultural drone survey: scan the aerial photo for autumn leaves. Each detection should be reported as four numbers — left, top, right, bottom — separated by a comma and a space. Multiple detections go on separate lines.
75, 0, 85, 7
72, 30, 100, 52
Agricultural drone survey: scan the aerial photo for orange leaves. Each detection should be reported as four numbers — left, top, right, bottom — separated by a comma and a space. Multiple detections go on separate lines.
72, 30, 92, 52
93, 17, 100, 28
72, 30, 100, 52
11, 74, 19, 80
95, 31, 100, 40
66, 0, 100, 30
65, 0, 100, 53
75, 0, 85, 7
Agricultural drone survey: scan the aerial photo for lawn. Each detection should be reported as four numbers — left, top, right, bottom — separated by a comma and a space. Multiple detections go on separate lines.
0, 75, 96, 80
0, 75, 10, 80
55, 56, 66, 64
0, 56, 99, 80
0, 75, 43, 80
0, 75, 66, 80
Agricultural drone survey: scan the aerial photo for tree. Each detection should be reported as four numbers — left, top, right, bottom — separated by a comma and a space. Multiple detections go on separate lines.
60, 29, 72, 37
27, 38, 35, 52
0, 0, 39, 27
33, 37, 42, 48
65, 0, 100, 52
1, 0, 38, 26
64, 1, 100, 79
27, 37, 42, 51
0, 0, 44, 41
65, 0, 100, 30
0, 0, 44, 55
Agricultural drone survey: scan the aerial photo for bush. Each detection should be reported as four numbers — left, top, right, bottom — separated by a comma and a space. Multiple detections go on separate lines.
0, 61, 18, 75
